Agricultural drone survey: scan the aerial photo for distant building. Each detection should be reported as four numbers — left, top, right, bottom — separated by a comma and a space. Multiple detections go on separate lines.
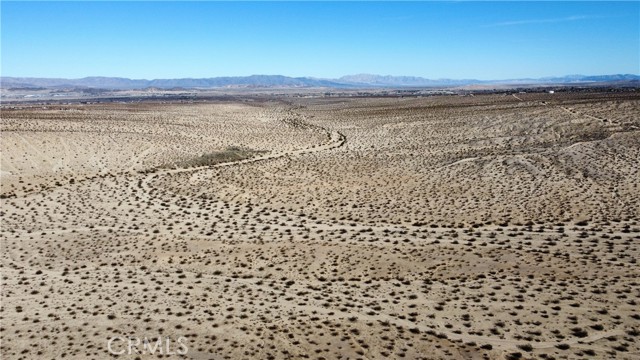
549, 90, 555, 94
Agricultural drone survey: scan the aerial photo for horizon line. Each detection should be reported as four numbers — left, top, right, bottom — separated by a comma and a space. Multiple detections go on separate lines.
3, 73, 639, 81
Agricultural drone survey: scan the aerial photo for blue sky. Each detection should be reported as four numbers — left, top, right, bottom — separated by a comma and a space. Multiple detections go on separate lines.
1, 1, 638, 79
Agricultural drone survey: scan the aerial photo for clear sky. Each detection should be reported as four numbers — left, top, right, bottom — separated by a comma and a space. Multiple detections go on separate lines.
2, 1, 639, 80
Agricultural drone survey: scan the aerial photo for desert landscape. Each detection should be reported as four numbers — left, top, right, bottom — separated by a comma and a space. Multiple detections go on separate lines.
1, 90, 639, 359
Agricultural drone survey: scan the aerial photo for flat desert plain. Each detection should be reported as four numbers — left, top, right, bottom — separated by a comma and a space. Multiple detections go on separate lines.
1, 91, 639, 359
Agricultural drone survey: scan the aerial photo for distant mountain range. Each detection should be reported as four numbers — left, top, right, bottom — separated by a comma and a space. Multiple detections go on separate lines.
2, 74, 638, 90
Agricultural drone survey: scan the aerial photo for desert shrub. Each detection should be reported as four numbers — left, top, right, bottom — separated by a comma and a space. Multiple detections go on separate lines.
517, 344, 533, 352
571, 327, 588, 338
162, 146, 264, 169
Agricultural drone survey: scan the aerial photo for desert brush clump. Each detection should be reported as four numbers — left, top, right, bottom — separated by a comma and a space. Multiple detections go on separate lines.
162, 146, 265, 169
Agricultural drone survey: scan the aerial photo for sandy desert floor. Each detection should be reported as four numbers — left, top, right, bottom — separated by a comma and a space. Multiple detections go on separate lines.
1, 92, 639, 359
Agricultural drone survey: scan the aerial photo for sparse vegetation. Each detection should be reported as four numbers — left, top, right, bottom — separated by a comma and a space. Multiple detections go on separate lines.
2, 92, 639, 359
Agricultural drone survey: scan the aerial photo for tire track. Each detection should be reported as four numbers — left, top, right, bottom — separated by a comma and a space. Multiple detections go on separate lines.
140, 108, 345, 194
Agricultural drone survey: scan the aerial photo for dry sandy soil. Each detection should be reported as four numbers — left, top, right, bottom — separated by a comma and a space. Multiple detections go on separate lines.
1, 92, 639, 359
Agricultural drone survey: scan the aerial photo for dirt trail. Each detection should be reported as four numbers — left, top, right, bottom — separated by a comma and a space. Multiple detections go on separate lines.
141, 108, 345, 192
8, 107, 345, 200
126, 144, 155, 172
